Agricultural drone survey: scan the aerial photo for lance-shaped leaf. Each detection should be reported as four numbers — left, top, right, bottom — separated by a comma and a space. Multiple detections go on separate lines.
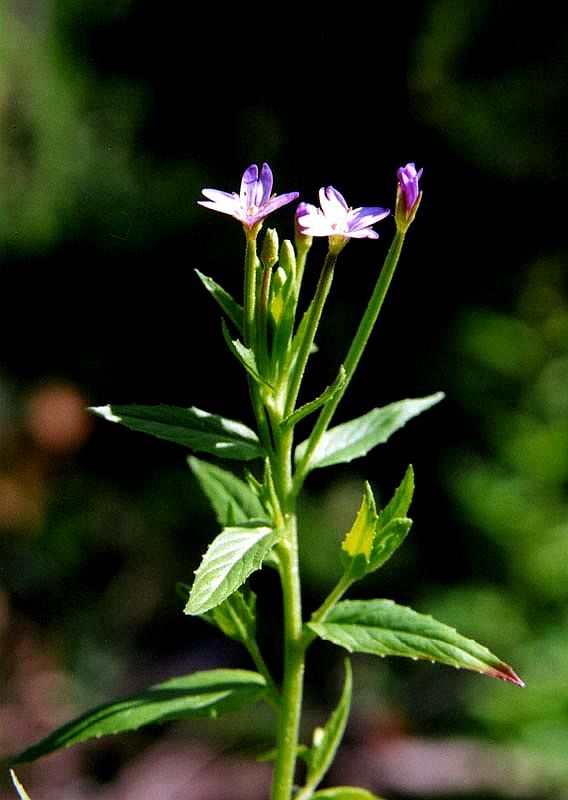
5, 669, 267, 766
312, 789, 385, 800
222, 319, 274, 390
195, 269, 244, 334
368, 465, 414, 572
185, 524, 279, 616
295, 393, 444, 471
341, 469, 414, 579
282, 366, 347, 429
188, 457, 267, 526
340, 482, 378, 579
89, 404, 263, 461
304, 660, 352, 794
308, 599, 524, 686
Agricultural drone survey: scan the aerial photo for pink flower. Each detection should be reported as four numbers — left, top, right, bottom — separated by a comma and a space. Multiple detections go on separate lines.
198, 163, 299, 230
296, 186, 389, 243
397, 163, 423, 219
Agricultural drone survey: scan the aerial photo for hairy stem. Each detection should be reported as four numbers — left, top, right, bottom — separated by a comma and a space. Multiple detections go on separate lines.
271, 514, 305, 800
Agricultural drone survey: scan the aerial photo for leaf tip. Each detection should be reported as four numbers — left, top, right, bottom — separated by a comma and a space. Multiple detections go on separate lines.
88, 404, 122, 423
488, 663, 525, 687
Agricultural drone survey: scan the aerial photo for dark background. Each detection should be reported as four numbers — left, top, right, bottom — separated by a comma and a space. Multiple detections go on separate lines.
1, 2, 567, 798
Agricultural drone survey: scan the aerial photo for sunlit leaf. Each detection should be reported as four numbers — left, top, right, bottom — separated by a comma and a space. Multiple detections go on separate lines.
185, 524, 279, 615
341, 483, 377, 577
188, 457, 267, 526
5, 670, 267, 766
295, 393, 444, 471
308, 599, 524, 685
89, 404, 263, 461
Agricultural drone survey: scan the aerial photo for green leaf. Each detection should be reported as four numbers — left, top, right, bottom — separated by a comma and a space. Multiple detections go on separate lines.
221, 319, 274, 390
5, 669, 267, 766
282, 366, 347, 429
195, 269, 244, 334
308, 599, 524, 686
377, 465, 414, 527
9, 772, 32, 800
368, 517, 412, 572
304, 659, 352, 792
312, 788, 385, 800
341, 482, 378, 577
185, 524, 279, 616
89, 404, 263, 461
295, 393, 444, 471
367, 466, 414, 572
188, 456, 267, 526
202, 587, 257, 645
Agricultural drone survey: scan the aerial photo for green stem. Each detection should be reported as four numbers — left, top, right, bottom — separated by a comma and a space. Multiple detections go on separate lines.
284, 250, 337, 418
271, 514, 305, 800
292, 230, 406, 494
243, 231, 274, 456
303, 571, 354, 649
244, 232, 259, 351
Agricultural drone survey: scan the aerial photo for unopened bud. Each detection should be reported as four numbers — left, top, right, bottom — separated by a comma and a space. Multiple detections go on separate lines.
260, 228, 279, 269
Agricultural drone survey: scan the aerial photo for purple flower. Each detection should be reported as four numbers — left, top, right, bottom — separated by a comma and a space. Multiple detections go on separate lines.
295, 186, 389, 244
198, 163, 299, 230
397, 163, 423, 218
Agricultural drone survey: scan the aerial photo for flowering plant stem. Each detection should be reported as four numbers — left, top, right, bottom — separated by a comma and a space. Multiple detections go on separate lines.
4, 164, 524, 800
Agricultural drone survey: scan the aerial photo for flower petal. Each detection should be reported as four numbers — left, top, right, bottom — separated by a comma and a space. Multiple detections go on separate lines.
256, 162, 274, 207
240, 164, 260, 207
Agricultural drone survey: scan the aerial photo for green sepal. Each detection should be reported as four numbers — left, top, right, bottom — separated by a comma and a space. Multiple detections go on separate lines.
188, 456, 267, 527
221, 319, 274, 390
89, 403, 263, 461
308, 599, 524, 686
201, 586, 257, 646
303, 659, 353, 793
4, 669, 267, 766
195, 269, 244, 335
295, 393, 444, 471
282, 366, 347, 430
312, 788, 385, 800
185, 523, 279, 616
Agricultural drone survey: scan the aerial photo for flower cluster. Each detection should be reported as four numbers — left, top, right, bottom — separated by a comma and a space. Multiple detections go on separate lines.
199, 162, 422, 246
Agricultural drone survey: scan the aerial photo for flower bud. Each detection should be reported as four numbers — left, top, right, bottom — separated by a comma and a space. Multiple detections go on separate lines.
260, 228, 279, 269
395, 163, 423, 233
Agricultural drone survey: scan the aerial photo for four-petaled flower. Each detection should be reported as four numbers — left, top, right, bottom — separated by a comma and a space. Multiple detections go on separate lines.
198, 163, 299, 231
396, 163, 423, 220
295, 186, 389, 253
